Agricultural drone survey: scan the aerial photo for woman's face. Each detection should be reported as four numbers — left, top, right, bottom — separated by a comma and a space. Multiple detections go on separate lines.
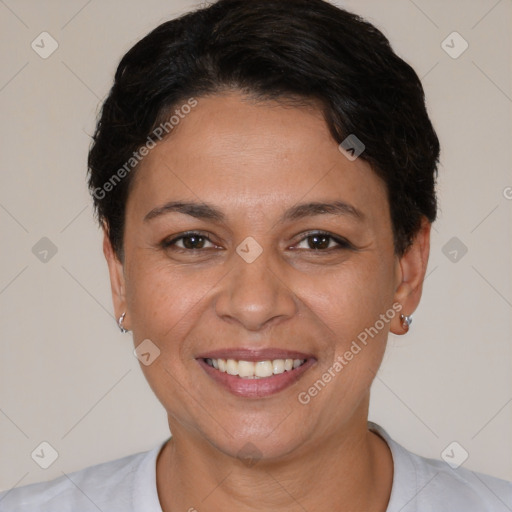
105, 92, 428, 460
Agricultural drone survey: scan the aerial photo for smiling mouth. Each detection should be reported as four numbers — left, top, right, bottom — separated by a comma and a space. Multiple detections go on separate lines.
203, 358, 307, 379
197, 350, 314, 397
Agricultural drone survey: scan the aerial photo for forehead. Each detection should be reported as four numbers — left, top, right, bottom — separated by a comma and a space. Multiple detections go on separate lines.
128, 92, 388, 223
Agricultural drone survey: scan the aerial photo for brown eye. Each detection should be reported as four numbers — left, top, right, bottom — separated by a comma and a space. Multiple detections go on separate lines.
162, 232, 215, 250
295, 232, 352, 251
307, 234, 331, 250
180, 234, 207, 249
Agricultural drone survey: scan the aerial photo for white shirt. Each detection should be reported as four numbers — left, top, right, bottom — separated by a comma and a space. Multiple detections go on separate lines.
1, 422, 510, 511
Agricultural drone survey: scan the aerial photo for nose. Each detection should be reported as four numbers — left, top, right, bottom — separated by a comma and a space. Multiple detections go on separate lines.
214, 250, 298, 331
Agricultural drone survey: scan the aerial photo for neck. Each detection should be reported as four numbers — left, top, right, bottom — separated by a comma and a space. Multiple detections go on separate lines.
156, 416, 393, 512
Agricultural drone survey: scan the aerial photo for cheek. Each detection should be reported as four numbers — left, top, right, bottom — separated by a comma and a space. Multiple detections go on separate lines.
123, 259, 212, 416
292, 260, 395, 421
302, 253, 395, 330
297, 253, 396, 379
124, 253, 213, 339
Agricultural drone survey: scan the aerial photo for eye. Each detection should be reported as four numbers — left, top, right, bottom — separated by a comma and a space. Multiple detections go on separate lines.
162, 232, 217, 250
294, 231, 352, 251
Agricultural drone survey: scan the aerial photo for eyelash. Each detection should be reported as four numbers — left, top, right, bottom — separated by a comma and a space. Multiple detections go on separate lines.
161, 232, 216, 251
294, 231, 353, 251
161, 230, 353, 252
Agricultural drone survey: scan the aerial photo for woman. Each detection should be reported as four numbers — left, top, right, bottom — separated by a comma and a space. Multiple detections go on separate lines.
1, 0, 510, 510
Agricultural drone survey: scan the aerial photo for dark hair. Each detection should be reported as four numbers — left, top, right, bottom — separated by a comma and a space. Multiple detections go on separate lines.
88, 0, 439, 259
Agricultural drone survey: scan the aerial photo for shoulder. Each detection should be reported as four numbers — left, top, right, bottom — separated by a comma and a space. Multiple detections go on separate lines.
369, 422, 512, 512
0, 443, 165, 512
404, 450, 512, 512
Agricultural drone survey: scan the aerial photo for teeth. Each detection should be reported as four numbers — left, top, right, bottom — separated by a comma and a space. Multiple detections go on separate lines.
226, 359, 238, 376
205, 358, 306, 378
238, 360, 255, 378
272, 359, 285, 374
255, 360, 273, 377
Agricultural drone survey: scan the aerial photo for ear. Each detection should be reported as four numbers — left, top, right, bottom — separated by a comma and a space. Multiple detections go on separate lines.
390, 217, 431, 335
103, 226, 129, 331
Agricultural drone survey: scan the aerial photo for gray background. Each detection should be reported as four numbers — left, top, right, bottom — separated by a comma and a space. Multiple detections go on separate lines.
1, 0, 511, 489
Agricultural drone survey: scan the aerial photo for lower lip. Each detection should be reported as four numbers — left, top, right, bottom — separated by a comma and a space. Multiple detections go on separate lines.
197, 358, 315, 398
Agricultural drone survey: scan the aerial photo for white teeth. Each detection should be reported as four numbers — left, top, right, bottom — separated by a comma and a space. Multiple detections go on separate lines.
255, 360, 274, 377
226, 359, 238, 376
238, 360, 255, 378
205, 358, 306, 378
272, 359, 285, 374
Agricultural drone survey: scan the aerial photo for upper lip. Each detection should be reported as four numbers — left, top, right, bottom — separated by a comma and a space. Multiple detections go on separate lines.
196, 348, 315, 362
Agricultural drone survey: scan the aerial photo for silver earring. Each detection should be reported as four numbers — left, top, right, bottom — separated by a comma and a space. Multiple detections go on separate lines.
118, 312, 128, 333
400, 314, 412, 332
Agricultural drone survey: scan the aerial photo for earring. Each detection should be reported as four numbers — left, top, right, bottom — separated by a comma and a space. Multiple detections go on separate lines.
400, 314, 412, 333
118, 312, 128, 333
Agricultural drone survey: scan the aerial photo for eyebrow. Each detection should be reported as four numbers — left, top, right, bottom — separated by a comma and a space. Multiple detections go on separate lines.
144, 200, 364, 223
144, 201, 225, 222
281, 201, 364, 223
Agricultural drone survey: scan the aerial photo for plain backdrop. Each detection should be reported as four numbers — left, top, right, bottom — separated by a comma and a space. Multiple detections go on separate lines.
0, 0, 511, 490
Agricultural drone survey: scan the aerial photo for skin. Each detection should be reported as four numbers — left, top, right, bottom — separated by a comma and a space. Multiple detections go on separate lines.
104, 91, 431, 511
